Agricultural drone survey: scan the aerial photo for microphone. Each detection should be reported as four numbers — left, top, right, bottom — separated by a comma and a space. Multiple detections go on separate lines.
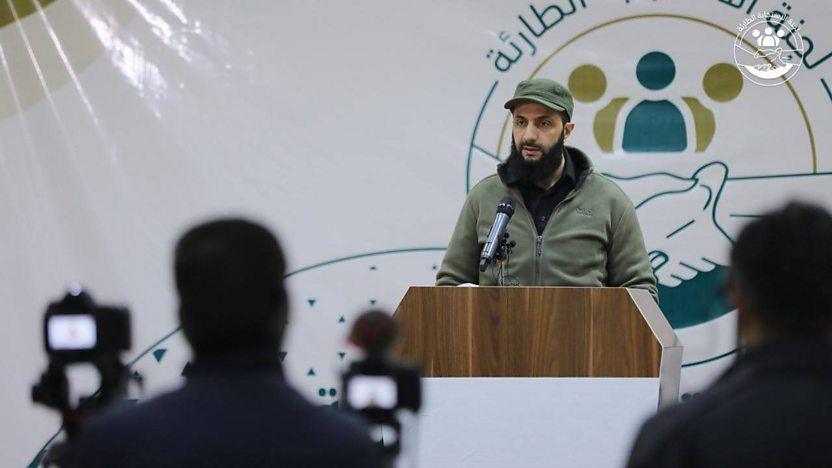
479, 196, 516, 272
348, 309, 398, 356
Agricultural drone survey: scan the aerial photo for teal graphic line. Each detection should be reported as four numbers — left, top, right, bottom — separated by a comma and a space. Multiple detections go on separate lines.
128, 328, 181, 368
822, 78, 831, 103
710, 162, 746, 244
633, 184, 697, 210
665, 219, 695, 239
604, 162, 832, 246
467, 80, 499, 193
604, 169, 832, 183
473, 144, 500, 162
286, 247, 446, 277
681, 347, 739, 368
699, 184, 713, 210
606, 161, 733, 243
601, 171, 690, 181
678, 261, 699, 272
27, 431, 61, 468
726, 171, 832, 181
29, 246, 447, 466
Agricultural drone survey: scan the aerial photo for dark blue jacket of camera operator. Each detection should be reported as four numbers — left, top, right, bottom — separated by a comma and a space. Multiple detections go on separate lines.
66, 352, 381, 468
627, 339, 832, 468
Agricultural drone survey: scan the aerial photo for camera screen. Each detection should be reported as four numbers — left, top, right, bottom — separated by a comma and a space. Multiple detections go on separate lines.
347, 375, 397, 410
47, 314, 97, 350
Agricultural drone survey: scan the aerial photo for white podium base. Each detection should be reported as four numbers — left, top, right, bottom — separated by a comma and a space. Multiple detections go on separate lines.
403, 377, 658, 468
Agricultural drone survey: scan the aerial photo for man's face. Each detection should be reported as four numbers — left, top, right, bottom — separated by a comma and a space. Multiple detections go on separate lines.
511, 101, 573, 159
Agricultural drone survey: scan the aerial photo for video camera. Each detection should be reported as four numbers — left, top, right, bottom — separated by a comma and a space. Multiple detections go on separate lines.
40, 286, 130, 364
32, 286, 132, 466
342, 310, 421, 464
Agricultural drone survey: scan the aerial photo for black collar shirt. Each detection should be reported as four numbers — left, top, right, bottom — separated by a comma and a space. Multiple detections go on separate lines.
519, 150, 577, 235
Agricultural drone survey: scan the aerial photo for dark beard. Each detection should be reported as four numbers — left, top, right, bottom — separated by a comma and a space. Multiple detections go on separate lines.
505, 132, 565, 187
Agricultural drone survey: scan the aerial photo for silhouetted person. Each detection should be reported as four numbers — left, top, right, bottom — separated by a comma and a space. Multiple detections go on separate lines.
627, 202, 832, 468
68, 219, 380, 467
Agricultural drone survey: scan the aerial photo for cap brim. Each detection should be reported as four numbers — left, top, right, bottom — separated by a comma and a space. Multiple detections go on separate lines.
504, 97, 568, 115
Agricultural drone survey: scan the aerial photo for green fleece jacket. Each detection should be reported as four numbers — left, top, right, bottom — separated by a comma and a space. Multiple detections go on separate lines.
436, 146, 658, 303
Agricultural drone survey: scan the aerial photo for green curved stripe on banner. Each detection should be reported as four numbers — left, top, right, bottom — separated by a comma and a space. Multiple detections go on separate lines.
681, 97, 716, 152
0, 0, 56, 28
466, 80, 500, 193
593, 98, 628, 153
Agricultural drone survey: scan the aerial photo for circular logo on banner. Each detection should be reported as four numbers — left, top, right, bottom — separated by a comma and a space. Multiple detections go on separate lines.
733, 12, 804, 86
468, 13, 820, 372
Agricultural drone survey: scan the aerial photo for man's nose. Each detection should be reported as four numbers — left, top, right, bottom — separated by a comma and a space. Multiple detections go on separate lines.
522, 124, 539, 143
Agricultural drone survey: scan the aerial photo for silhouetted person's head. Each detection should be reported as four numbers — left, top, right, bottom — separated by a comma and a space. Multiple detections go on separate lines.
348, 309, 398, 356
728, 202, 832, 345
174, 219, 287, 359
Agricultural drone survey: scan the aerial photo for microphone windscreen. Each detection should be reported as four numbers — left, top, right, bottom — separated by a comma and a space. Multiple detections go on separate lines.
348, 309, 398, 354
497, 196, 516, 217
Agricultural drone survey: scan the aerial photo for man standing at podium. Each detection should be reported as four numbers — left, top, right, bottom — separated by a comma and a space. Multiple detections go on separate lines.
436, 79, 657, 303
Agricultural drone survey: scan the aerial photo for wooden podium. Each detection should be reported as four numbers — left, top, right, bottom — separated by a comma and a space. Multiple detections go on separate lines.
393, 286, 682, 407
391, 287, 683, 467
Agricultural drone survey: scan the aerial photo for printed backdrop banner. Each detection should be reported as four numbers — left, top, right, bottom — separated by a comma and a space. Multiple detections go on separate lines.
1, 0, 830, 466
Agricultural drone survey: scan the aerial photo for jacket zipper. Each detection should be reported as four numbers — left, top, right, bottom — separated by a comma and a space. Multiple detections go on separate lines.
513, 168, 592, 286
535, 170, 591, 285
537, 199, 572, 285
534, 235, 543, 285
516, 197, 541, 286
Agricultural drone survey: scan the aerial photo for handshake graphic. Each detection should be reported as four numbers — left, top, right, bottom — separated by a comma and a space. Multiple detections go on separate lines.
607, 162, 831, 288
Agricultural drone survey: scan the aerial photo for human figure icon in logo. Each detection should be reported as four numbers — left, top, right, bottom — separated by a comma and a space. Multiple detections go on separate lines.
753, 27, 785, 48
567, 52, 743, 154
622, 51, 688, 152
751, 27, 795, 68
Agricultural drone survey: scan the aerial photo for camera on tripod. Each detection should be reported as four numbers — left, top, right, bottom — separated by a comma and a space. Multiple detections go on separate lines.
40, 286, 130, 364
341, 310, 421, 464
32, 286, 132, 466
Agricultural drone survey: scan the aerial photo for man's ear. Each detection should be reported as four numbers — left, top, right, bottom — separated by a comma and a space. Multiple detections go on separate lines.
726, 269, 740, 310
726, 270, 753, 318
564, 122, 576, 140
726, 271, 749, 340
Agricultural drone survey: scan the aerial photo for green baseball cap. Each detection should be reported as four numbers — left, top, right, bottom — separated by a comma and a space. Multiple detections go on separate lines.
504, 78, 574, 121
